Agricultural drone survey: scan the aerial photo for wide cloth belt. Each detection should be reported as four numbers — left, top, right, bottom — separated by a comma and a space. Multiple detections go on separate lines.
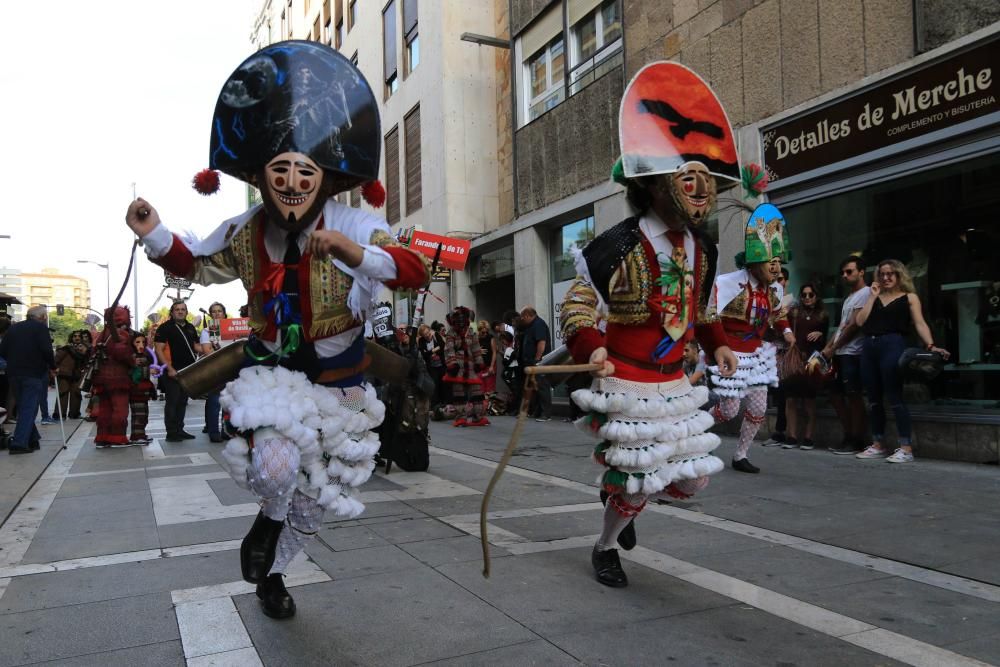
610, 353, 684, 376
315, 354, 372, 384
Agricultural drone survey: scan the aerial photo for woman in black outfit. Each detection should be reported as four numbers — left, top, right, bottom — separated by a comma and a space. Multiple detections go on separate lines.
781, 284, 828, 450
855, 259, 949, 463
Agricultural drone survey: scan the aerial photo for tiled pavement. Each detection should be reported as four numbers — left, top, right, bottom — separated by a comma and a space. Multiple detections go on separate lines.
0, 399, 998, 666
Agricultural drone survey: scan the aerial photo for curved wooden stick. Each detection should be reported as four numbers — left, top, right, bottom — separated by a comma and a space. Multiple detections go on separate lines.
480, 362, 601, 578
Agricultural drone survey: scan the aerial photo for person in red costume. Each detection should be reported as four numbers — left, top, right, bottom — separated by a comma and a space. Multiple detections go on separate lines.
707, 203, 794, 474
441, 306, 488, 427
124, 42, 429, 620
92, 306, 136, 448
560, 62, 738, 588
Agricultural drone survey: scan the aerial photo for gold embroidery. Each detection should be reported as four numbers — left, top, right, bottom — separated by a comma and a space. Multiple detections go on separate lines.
606, 244, 652, 325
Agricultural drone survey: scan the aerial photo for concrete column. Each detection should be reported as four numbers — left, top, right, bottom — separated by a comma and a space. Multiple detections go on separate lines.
594, 190, 628, 234
513, 225, 550, 318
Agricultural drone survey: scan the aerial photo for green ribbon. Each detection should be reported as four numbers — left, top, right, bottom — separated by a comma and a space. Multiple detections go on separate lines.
243, 324, 303, 362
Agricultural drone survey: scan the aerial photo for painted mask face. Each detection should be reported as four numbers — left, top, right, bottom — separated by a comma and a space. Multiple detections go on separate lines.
766, 259, 782, 284
260, 152, 327, 232
669, 162, 717, 226
133, 337, 146, 353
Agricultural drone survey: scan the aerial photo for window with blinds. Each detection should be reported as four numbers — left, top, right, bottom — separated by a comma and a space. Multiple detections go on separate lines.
403, 0, 419, 75
404, 105, 422, 214
383, 0, 398, 96
385, 126, 401, 223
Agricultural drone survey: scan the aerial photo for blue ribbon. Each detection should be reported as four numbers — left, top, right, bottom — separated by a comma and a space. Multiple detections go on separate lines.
263, 293, 300, 326
651, 322, 694, 361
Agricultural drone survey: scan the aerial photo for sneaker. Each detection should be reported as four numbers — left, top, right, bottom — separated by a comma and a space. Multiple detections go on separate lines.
830, 437, 862, 455
761, 433, 786, 447
781, 437, 800, 449
535, 417, 552, 422
799, 439, 815, 451
40, 418, 57, 425
886, 448, 914, 463
856, 445, 888, 459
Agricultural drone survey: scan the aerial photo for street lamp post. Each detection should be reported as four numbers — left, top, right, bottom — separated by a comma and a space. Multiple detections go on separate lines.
77, 260, 110, 311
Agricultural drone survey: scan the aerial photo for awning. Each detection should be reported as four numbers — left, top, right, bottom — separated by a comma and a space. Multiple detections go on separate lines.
0, 292, 22, 305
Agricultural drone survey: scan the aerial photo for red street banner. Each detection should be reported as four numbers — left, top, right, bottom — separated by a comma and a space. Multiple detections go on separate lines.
219, 317, 252, 340
407, 231, 470, 270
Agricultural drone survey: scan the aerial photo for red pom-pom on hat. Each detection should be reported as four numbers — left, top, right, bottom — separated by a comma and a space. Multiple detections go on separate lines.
192, 168, 221, 195
361, 180, 386, 208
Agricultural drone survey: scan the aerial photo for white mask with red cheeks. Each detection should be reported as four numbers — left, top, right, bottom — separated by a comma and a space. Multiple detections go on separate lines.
260, 151, 328, 232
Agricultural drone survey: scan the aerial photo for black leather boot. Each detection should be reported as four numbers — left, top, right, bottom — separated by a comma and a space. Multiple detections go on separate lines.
241, 512, 285, 584
256, 573, 296, 619
732, 457, 760, 474
599, 490, 637, 550
591, 547, 629, 588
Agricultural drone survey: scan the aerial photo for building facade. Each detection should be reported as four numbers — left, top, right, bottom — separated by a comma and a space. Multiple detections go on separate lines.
0, 267, 25, 320
479, 0, 999, 460
18, 268, 92, 315
250, 0, 501, 326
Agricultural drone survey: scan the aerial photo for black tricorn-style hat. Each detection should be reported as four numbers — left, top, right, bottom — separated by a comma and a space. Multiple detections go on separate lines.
200, 40, 382, 199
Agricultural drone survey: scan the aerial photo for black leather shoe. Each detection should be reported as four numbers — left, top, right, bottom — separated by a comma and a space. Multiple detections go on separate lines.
241, 512, 285, 583
209, 434, 225, 443
8, 447, 33, 455
165, 433, 184, 442
256, 573, 296, 619
732, 457, 760, 473
599, 490, 637, 550
179, 431, 196, 440
592, 547, 628, 588
29, 440, 41, 450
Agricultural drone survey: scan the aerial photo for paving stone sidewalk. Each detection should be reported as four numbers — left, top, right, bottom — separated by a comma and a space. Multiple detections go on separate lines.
0, 401, 997, 666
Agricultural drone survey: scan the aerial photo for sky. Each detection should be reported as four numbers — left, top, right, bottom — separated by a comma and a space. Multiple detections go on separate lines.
0, 0, 261, 323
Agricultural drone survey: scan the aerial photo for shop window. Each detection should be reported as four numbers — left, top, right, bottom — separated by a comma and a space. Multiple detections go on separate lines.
313, 16, 321, 42
336, 19, 344, 48
384, 126, 401, 223
404, 104, 422, 214
349, 0, 357, 31
780, 151, 1000, 414
473, 246, 515, 284
567, 0, 622, 96
383, 0, 399, 97
403, 0, 419, 75
549, 216, 595, 339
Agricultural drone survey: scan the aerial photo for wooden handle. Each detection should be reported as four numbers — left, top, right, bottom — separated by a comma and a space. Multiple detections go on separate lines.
523, 363, 602, 375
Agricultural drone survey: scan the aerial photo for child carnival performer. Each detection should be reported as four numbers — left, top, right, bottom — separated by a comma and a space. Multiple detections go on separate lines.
124, 42, 429, 619
560, 62, 739, 588
92, 306, 137, 448
128, 333, 158, 445
706, 203, 794, 474
442, 306, 489, 427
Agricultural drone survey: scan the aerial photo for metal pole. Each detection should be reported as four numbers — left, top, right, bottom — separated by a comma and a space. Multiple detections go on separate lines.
132, 183, 140, 330
104, 264, 110, 310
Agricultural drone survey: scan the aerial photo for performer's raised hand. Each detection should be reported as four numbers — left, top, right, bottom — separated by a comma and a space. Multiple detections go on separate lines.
307, 229, 365, 266
126, 198, 161, 238
714, 345, 738, 377
588, 347, 615, 378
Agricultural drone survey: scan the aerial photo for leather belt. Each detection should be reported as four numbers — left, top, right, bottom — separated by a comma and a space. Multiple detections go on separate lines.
610, 354, 684, 376
315, 354, 372, 384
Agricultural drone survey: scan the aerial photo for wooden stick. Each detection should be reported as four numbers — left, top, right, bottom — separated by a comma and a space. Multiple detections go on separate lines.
523, 363, 602, 375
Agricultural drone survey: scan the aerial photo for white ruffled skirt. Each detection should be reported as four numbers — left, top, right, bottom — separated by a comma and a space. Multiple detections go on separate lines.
219, 365, 385, 519
708, 342, 778, 398
571, 375, 723, 495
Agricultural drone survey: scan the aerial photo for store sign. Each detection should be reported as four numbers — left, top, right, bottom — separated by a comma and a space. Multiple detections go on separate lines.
164, 271, 191, 289
219, 317, 251, 340
406, 231, 471, 270
763, 36, 999, 182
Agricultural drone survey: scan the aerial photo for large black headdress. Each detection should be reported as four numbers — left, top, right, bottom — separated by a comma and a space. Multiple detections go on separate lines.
209, 40, 380, 188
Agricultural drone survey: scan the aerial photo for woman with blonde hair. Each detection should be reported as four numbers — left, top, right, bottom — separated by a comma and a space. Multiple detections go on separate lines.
855, 259, 949, 463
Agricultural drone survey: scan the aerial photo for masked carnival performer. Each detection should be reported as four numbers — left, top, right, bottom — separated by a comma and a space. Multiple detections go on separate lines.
560, 63, 739, 588
442, 306, 488, 427
92, 307, 137, 448
124, 42, 429, 619
707, 203, 793, 474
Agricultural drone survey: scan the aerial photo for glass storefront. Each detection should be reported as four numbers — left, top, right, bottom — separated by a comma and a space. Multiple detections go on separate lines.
778, 151, 1000, 415
549, 215, 595, 343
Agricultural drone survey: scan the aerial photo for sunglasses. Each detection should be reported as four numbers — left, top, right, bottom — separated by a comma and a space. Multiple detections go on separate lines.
841, 269, 856, 275
801, 292, 816, 298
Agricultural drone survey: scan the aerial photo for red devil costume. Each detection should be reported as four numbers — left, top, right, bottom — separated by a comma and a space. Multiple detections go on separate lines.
92, 306, 136, 448
442, 306, 488, 427
126, 42, 428, 620
560, 62, 738, 588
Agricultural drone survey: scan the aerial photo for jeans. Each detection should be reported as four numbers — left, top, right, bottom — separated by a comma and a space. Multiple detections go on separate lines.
861, 333, 911, 445
160, 375, 189, 436
11, 375, 45, 449
204, 391, 221, 435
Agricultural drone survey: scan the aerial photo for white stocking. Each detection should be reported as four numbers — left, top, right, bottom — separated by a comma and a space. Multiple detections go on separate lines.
734, 386, 768, 461
596, 492, 646, 551
269, 490, 324, 575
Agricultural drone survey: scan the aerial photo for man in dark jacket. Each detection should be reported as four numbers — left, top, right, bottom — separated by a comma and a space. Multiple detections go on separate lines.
0, 306, 56, 454
519, 307, 552, 421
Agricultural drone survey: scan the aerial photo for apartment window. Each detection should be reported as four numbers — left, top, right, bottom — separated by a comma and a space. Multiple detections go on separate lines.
525, 36, 565, 121
335, 0, 344, 48
403, 0, 419, 75
351, 51, 358, 66
313, 16, 321, 41
349, 0, 357, 30
383, 0, 399, 96
567, 0, 622, 95
324, 18, 331, 45
385, 126, 401, 223
404, 105, 422, 214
